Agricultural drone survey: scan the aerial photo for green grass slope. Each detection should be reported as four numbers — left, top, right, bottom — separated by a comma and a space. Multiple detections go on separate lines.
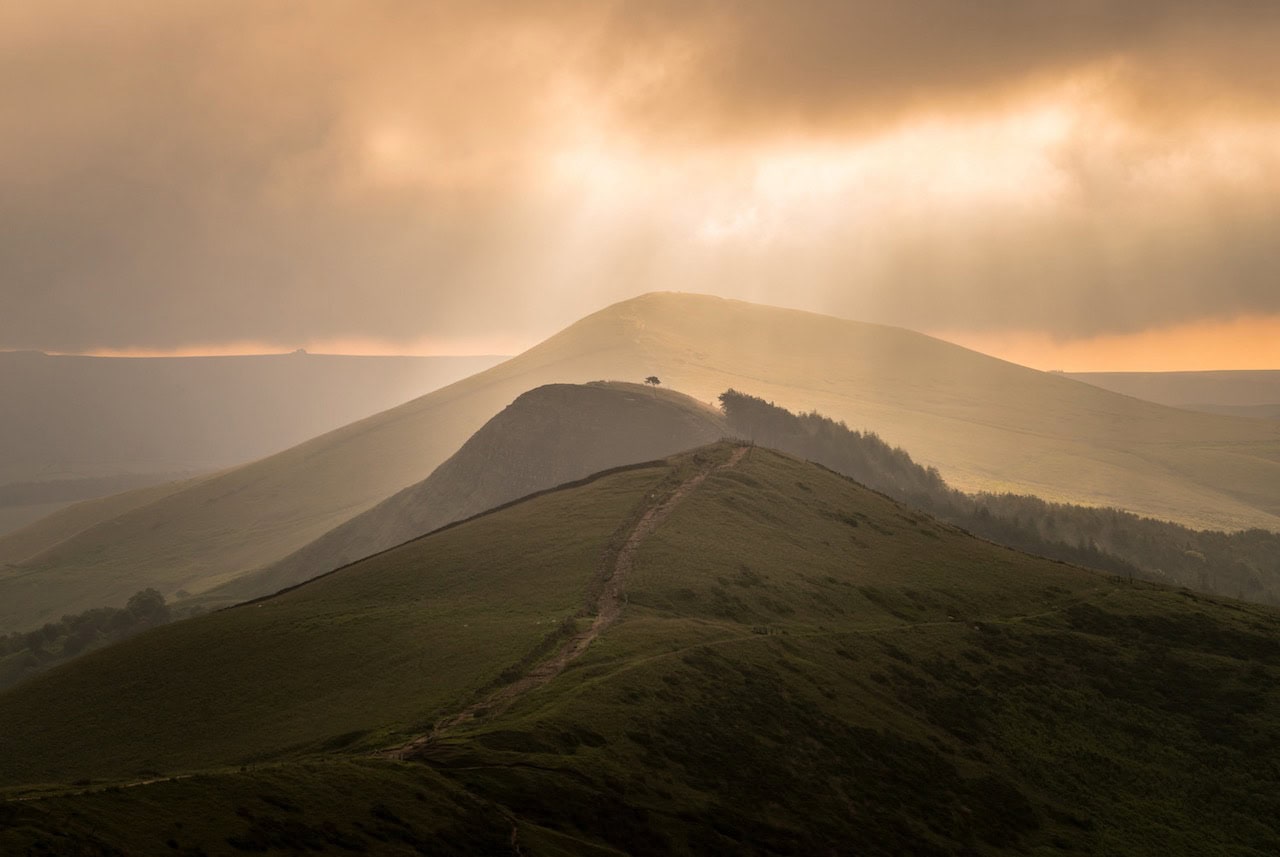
0, 463, 659, 784
208, 382, 726, 605
2, 446, 1278, 855
4, 292, 1280, 634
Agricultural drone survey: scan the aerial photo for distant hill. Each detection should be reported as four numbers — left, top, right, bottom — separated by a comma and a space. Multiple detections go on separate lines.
208, 381, 727, 604
2, 445, 1277, 855
4, 292, 1280, 633
0, 351, 504, 534
1068, 369, 1280, 419
1190, 402, 1280, 420
719, 390, 1280, 605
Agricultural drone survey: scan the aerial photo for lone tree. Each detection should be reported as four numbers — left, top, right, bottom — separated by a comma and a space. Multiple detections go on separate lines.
645, 376, 661, 395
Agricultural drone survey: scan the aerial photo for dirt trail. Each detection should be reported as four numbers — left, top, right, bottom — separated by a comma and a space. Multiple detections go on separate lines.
382, 445, 749, 760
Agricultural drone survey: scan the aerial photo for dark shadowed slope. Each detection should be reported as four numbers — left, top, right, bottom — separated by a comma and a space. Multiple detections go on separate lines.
0, 351, 504, 535
4, 292, 1280, 633
2, 445, 1278, 855
211, 382, 727, 603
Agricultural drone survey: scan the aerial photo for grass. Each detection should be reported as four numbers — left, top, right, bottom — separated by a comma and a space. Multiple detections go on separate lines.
0, 759, 517, 856
207, 381, 726, 605
0, 466, 663, 784
4, 445, 1278, 853
5, 292, 1280, 634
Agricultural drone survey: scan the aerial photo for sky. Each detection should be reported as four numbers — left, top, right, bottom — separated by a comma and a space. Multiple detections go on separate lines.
3, 1, 1279, 369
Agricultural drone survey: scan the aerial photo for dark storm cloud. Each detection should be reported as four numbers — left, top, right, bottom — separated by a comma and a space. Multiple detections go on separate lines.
1, 1, 1278, 351
591, 0, 1280, 133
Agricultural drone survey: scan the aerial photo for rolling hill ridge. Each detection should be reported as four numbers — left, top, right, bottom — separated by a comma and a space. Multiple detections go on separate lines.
2, 445, 1278, 855
208, 381, 728, 604
4, 292, 1279, 633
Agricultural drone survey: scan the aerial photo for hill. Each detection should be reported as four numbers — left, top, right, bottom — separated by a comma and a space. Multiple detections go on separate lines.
0, 350, 504, 535
5, 292, 1280, 632
719, 389, 1280, 605
1191, 403, 1280, 420
1068, 369, 1280, 419
208, 382, 727, 605
1, 445, 1277, 855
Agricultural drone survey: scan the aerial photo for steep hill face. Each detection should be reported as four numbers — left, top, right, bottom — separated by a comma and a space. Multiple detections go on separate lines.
2, 446, 1277, 855
210, 382, 727, 603
0, 351, 504, 535
4, 292, 1280, 632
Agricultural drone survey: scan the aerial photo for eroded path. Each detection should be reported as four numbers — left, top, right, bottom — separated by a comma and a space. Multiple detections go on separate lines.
382, 445, 749, 759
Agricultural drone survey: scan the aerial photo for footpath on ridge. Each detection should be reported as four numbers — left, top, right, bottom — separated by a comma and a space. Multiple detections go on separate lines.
382, 444, 751, 760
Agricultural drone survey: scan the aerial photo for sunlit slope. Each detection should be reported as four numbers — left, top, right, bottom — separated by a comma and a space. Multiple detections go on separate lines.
5, 291, 1280, 632
0, 475, 205, 566
1068, 369, 1280, 409
2, 447, 1278, 855
0, 303, 689, 631
598, 294, 1280, 531
213, 382, 726, 603
0, 351, 505, 537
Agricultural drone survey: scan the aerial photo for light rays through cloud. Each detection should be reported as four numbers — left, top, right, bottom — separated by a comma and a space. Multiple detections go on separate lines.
2, 1, 1278, 368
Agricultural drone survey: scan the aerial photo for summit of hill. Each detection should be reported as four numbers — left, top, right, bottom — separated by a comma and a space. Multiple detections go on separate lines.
3, 292, 1279, 632
212, 381, 727, 602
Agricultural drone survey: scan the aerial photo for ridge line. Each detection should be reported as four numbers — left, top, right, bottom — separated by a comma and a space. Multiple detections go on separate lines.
382, 444, 749, 760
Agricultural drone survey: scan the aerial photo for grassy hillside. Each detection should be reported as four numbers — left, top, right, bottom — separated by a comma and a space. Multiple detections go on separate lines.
2, 446, 1278, 854
0, 350, 503, 536
0, 472, 202, 537
0, 474, 211, 568
720, 389, 1280, 605
5, 292, 1280, 633
209, 382, 727, 605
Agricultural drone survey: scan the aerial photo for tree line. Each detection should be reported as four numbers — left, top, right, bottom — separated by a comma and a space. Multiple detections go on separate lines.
0, 588, 197, 691
719, 389, 1280, 605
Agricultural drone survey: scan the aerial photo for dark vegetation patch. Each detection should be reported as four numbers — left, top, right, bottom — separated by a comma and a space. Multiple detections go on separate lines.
0, 589, 202, 692
1065, 603, 1280, 663
443, 645, 1046, 855
0, 763, 513, 857
857, 586, 918, 621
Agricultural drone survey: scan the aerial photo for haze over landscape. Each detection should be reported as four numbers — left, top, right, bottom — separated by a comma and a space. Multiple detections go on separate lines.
3, 3, 1280, 854
5, 1, 1280, 367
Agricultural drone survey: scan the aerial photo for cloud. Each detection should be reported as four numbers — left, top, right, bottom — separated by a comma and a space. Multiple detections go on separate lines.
587, 0, 1280, 136
1, 1, 1278, 351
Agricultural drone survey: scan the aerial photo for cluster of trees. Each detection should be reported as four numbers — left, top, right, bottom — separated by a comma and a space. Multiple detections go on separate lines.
0, 589, 190, 691
719, 389, 1280, 605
